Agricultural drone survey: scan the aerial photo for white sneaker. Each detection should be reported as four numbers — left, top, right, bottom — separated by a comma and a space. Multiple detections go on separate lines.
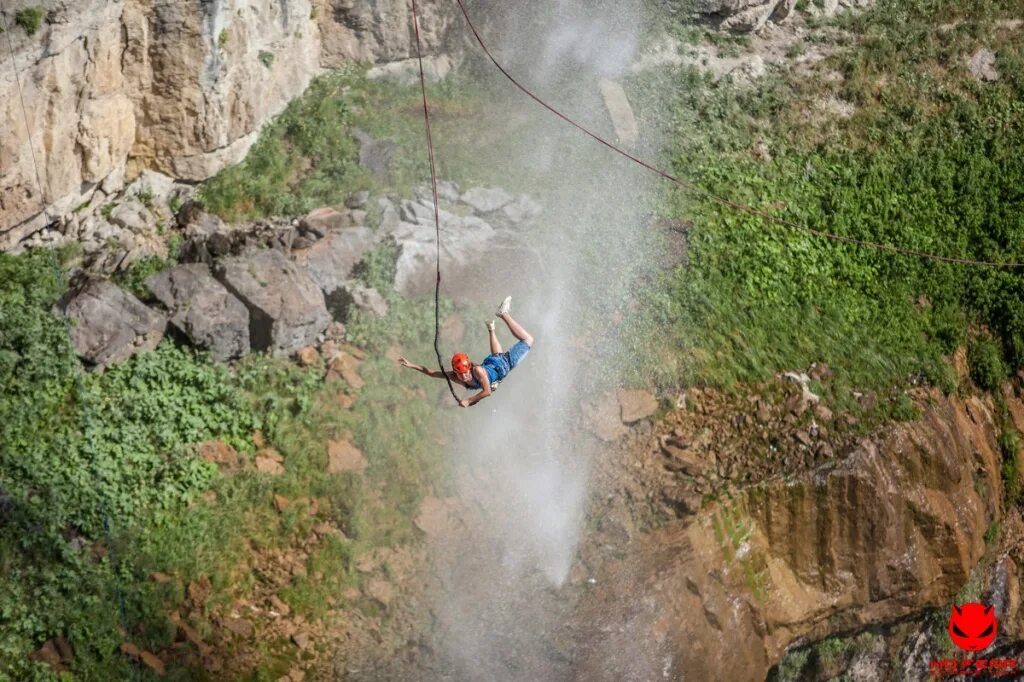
496, 296, 511, 316
486, 320, 495, 332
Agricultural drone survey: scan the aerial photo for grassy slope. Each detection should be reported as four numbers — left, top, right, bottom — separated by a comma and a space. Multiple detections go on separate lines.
0, 249, 452, 680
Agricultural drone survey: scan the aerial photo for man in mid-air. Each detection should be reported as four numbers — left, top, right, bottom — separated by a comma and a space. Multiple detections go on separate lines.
397, 296, 534, 407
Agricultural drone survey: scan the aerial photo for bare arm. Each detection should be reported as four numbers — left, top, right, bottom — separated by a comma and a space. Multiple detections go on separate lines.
396, 356, 448, 379
459, 367, 492, 407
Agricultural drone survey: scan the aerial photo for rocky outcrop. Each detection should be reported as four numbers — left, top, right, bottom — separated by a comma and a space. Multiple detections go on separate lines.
574, 392, 1004, 681
314, 0, 457, 68
293, 224, 377, 305
217, 249, 330, 356
40, 180, 541, 369
146, 263, 250, 361
59, 279, 166, 368
122, 0, 323, 182
659, 0, 873, 32
0, 0, 460, 250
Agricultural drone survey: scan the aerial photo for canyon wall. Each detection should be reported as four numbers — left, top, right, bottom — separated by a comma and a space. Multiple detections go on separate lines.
0, 0, 459, 249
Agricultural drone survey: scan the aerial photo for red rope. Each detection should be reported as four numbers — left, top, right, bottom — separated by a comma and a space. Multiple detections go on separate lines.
451, 0, 1024, 270
411, 0, 461, 404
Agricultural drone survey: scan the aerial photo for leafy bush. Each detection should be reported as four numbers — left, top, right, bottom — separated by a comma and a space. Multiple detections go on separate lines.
968, 336, 1008, 392
258, 50, 274, 68
0, 251, 258, 677
622, 0, 1024, 393
200, 73, 361, 220
999, 427, 1021, 505
15, 6, 44, 36
113, 255, 170, 301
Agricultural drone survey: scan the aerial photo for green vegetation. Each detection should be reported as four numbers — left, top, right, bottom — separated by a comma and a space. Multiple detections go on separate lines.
618, 0, 1024, 399
15, 6, 44, 36
772, 646, 811, 682
969, 335, 1009, 392
999, 426, 1021, 505
0, 250, 450, 678
258, 50, 274, 68
199, 67, 527, 221
218, 28, 229, 49
200, 73, 362, 221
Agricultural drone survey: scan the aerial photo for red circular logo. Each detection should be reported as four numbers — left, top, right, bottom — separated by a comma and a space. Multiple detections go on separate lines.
949, 603, 998, 652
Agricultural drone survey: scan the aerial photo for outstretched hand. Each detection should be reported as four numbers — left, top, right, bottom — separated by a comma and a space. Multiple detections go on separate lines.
396, 356, 412, 368
458, 399, 470, 408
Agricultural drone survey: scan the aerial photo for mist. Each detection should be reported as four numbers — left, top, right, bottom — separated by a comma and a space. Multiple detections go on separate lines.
425, 0, 661, 679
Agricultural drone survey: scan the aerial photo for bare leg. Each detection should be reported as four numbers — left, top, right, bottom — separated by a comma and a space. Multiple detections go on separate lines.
499, 312, 534, 347
487, 321, 502, 354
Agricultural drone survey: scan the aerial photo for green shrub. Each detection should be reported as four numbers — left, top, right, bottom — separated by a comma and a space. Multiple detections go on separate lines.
258, 50, 274, 68
968, 337, 1008, 392
15, 6, 44, 36
113, 255, 168, 301
199, 73, 361, 220
999, 427, 1021, 505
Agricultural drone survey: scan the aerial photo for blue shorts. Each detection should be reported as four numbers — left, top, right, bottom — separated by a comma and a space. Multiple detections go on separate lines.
482, 340, 530, 382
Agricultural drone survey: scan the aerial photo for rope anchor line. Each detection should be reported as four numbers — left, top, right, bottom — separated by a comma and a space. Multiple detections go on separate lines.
410, 0, 461, 404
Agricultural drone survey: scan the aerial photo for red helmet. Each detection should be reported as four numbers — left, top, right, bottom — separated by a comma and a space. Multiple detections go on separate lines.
451, 353, 471, 373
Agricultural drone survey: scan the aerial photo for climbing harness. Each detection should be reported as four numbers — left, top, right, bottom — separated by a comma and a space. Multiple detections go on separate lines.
447, 0, 1024, 270
1, 4, 140, 678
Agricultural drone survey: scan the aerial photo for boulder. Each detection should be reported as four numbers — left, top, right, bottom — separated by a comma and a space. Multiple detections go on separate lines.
378, 198, 401, 231
417, 180, 461, 203
386, 216, 495, 296
584, 392, 629, 442
353, 128, 396, 177
330, 281, 389, 319
967, 48, 1000, 82
125, 170, 176, 207
345, 191, 370, 209
108, 200, 153, 234
145, 263, 250, 361
327, 439, 368, 474
255, 454, 285, 475
501, 195, 543, 224
326, 352, 364, 389
293, 226, 377, 309
197, 441, 240, 472
366, 54, 453, 85
460, 187, 513, 214
60, 279, 166, 368
30, 637, 73, 673
217, 249, 329, 356
598, 79, 639, 147
618, 389, 658, 423
299, 207, 357, 237
660, 436, 709, 477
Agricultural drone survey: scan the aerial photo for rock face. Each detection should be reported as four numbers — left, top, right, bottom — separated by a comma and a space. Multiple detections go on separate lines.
146, 263, 250, 361
0, 0, 322, 246
315, 0, 458, 68
293, 225, 377, 306
60, 279, 166, 368
217, 249, 329, 356
385, 200, 498, 295
0, 0, 459, 249
573, 393, 1003, 681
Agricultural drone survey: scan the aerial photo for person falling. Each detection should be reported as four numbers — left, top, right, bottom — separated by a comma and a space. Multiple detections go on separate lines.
397, 296, 534, 407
